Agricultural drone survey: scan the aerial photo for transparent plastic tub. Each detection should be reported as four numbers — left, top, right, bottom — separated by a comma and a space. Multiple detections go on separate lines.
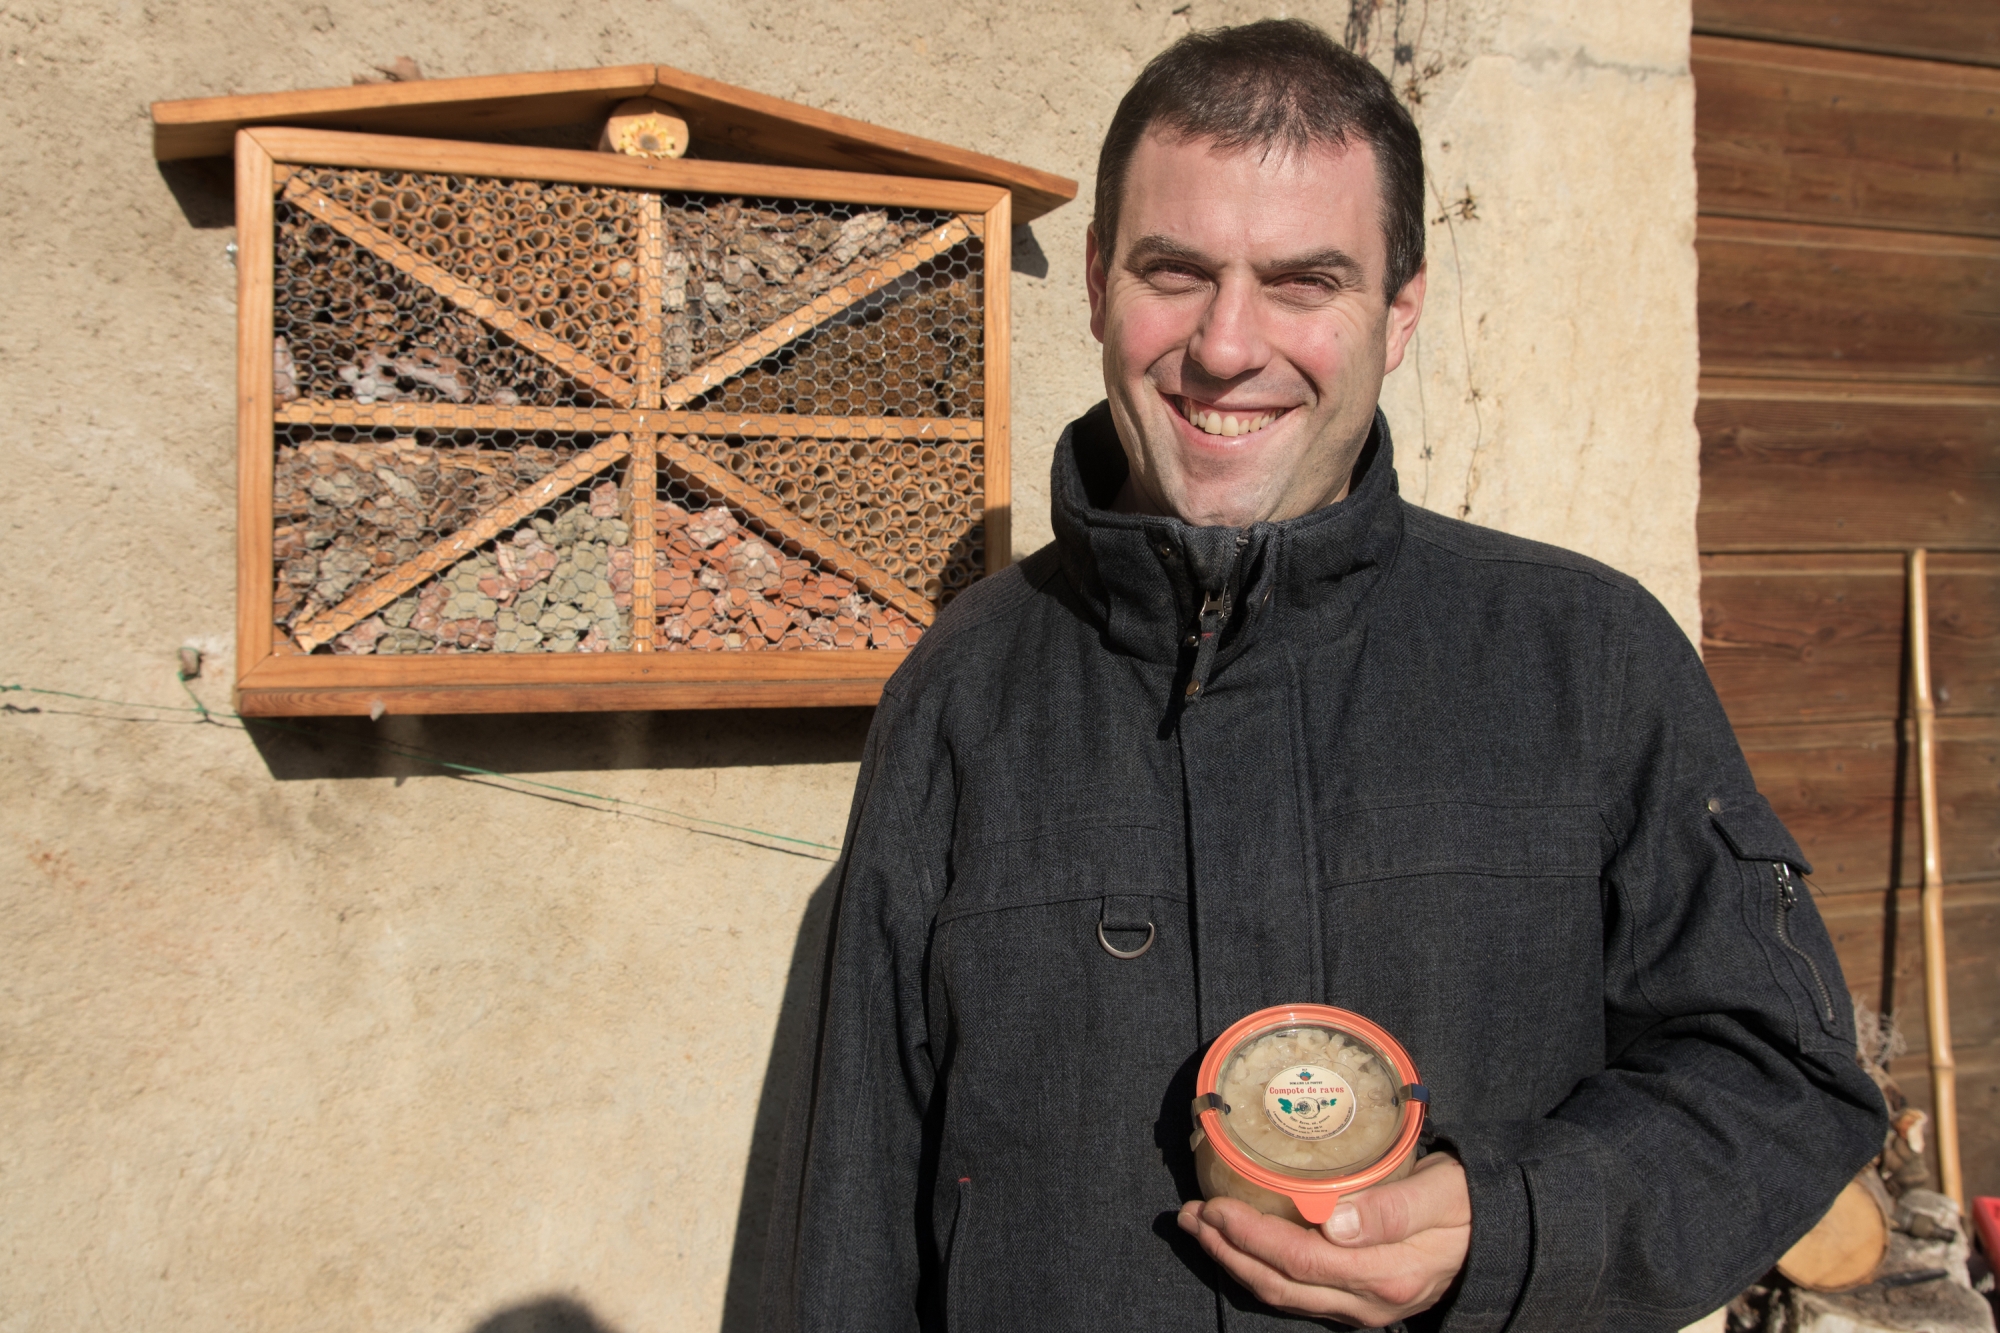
1191, 1003, 1428, 1226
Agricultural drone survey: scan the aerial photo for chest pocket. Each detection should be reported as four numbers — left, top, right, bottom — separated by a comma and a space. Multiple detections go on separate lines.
941, 822, 1185, 944
1709, 793, 1854, 1052
1321, 797, 1602, 885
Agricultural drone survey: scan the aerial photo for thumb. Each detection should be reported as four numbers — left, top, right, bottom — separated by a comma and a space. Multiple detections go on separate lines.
1321, 1153, 1468, 1247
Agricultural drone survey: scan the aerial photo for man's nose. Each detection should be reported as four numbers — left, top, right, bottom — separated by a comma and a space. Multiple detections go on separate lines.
1185, 275, 1271, 383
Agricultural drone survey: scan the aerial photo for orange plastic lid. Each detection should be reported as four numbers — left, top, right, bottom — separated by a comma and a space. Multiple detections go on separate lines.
1195, 1003, 1427, 1224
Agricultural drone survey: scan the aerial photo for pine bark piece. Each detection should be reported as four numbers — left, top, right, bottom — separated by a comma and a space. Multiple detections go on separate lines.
661, 216, 975, 409
280, 176, 637, 406
294, 434, 632, 650
656, 436, 934, 627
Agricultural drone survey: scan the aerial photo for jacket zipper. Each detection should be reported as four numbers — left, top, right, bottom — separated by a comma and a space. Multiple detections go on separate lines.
1773, 862, 1834, 1022
1181, 532, 1250, 702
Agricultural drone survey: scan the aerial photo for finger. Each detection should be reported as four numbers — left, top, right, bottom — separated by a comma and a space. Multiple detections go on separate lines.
1188, 1197, 1464, 1320
1322, 1153, 1470, 1248
1196, 1198, 1408, 1290
1181, 1204, 1369, 1321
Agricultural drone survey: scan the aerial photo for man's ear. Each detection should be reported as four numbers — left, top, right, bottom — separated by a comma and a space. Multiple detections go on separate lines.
1381, 261, 1426, 375
1085, 223, 1109, 344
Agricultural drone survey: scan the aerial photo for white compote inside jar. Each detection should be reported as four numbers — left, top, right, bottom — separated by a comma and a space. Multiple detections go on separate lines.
1191, 1004, 1428, 1226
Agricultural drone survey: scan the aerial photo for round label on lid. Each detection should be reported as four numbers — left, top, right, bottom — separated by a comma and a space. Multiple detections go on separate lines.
1262, 1064, 1357, 1141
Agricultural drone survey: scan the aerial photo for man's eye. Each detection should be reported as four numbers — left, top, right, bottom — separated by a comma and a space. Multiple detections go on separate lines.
1143, 263, 1208, 287
1277, 274, 1342, 296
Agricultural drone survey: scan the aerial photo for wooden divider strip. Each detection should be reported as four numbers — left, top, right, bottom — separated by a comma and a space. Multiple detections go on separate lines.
275, 401, 981, 441
628, 434, 657, 650
236, 131, 279, 683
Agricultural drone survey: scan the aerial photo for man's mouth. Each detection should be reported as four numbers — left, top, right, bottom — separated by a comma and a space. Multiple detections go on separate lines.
1171, 396, 1290, 438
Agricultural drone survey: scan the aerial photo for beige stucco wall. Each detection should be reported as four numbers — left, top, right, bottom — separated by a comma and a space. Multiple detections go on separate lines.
0, 3, 1697, 1330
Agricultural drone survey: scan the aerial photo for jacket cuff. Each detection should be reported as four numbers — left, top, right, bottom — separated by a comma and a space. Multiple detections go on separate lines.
1430, 1135, 1529, 1333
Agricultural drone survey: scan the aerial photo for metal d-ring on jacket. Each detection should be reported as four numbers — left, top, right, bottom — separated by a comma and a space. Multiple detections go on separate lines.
762, 403, 1886, 1333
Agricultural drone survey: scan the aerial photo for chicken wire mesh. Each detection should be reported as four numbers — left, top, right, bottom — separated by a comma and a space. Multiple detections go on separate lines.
264, 163, 991, 657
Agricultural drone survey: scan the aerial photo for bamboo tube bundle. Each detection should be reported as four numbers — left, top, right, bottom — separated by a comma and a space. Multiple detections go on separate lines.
296, 166, 647, 379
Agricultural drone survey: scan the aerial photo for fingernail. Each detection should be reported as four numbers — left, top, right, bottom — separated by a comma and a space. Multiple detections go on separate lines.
1177, 1203, 1200, 1233
1326, 1203, 1360, 1242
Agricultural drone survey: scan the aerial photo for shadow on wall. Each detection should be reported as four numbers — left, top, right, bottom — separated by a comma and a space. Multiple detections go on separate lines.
719, 864, 841, 1332
468, 1296, 624, 1333
245, 706, 873, 780
431, 803, 838, 1332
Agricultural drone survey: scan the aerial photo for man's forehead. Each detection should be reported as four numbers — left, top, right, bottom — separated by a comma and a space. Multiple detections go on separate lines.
1116, 129, 1386, 263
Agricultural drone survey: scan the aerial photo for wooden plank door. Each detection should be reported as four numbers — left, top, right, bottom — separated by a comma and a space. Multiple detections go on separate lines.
1692, 15, 2000, 1199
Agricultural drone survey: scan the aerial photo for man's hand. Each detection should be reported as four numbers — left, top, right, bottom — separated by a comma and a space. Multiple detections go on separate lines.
1176, 1151, 1471, 1325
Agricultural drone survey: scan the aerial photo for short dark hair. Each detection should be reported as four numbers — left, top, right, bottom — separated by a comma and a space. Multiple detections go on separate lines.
1092, 18, 1426, 303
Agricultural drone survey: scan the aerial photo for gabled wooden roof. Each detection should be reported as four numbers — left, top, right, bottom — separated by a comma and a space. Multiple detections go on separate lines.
151, 63, 1078, 222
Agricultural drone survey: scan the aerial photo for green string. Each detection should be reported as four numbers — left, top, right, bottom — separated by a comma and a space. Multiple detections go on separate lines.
1, 681, 842, 859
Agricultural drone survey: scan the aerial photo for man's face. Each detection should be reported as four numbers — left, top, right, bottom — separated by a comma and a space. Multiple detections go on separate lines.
1086, 130, 1425, 528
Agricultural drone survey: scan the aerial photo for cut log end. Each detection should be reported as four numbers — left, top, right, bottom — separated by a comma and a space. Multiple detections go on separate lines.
598, 98, 689, 159
1776, 1175, 1891, 1293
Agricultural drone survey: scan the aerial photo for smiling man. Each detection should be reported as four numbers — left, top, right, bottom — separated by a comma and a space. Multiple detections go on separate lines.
764, 19, 1883, 1333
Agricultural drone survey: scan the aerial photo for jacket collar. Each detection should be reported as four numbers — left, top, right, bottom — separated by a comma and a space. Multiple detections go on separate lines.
1048, 400, 1404, 667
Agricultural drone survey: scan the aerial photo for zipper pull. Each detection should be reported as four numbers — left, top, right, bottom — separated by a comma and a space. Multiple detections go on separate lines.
1774, 862, 1798, 908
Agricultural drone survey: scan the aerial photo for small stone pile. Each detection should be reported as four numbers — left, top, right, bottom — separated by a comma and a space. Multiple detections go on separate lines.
273, 437, 569, 635
654, 502, 923, 651
337, 480, 633, 654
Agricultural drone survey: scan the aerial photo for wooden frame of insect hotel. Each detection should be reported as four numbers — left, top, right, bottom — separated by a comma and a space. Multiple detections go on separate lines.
151, 65, 1076, 714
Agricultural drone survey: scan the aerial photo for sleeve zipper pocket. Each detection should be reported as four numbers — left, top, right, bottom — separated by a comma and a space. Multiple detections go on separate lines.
1773, 862, 1835, 1023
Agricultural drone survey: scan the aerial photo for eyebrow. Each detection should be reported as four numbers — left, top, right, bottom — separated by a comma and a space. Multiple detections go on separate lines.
1122, 234, 1366, 283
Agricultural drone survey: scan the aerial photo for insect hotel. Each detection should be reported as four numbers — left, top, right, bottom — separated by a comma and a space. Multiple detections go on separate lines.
151, 66, 1075, 714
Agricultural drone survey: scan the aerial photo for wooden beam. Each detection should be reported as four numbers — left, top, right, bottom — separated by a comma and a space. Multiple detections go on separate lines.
657, 435, 934, 627
154, 65, 658, 161
660, 216, 976, 408
234, 675, 899, 715
981, 190, 1012, 572
1697, 217, 2000, 385
280, 174, 636, 405
248, 127, 1010, 214
292, 433, 633, 650
273, 400, 981, 441
636, 192, 664, 410
1696, 392, 2000, 551
153, 65, 1077, 223
235, 130, 278, 686
1693, 0, 2000, 70
1701, 552, 2000, 724
1693, 36, 2000, 239
233, 645, 907, 714
628, 433, 657, 651
1735, 714, 2000, 893
643, 64, 1076, 222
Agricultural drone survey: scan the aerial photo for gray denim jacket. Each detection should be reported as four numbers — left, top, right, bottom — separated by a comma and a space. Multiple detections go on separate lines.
762, 404, 1886, 1333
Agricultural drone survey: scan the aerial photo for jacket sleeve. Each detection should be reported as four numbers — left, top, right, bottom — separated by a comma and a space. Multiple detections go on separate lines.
761, 688, 949, 1333
1434, 590, 1888, 1333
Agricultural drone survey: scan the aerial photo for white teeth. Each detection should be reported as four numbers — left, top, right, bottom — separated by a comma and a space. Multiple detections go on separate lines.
1185, 403, 1278, 437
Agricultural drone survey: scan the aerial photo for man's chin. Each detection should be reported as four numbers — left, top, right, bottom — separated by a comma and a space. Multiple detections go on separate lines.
1157, 480, 1281, 529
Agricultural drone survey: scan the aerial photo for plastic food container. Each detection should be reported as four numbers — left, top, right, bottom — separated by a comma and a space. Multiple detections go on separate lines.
1191, 1004, 1428, 1226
